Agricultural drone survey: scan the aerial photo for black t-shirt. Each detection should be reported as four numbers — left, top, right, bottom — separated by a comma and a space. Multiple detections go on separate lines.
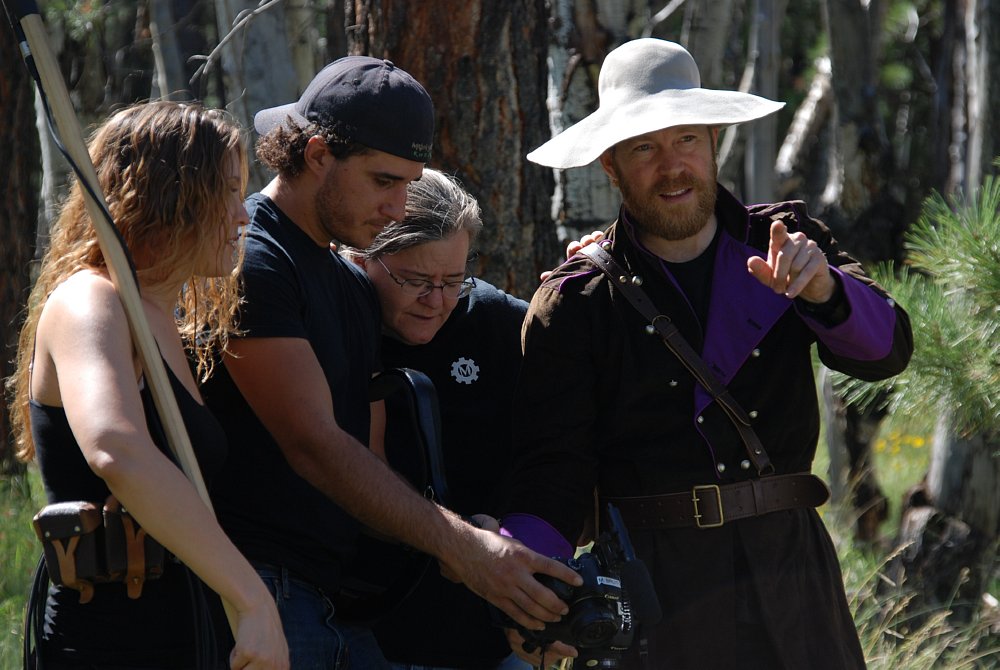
32, 364, 228, 668
202, 194, 382, 596
661, 223, 721, 328
373, 280, 527, 668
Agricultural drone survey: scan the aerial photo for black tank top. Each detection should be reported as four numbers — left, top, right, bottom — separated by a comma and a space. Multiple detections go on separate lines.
30, 362, 228, 668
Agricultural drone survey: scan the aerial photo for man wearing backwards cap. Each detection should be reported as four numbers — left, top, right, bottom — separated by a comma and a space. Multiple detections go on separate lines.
501, 39, 912, 668
203, 56, 580, 668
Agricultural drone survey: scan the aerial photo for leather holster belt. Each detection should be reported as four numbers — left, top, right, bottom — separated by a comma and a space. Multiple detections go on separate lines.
604, 473, 830, 530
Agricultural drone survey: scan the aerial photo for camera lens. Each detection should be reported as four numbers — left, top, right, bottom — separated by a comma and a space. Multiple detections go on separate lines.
569, 604, 618, 647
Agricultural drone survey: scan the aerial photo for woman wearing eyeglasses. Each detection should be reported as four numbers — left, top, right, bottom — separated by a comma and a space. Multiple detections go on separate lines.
345, 168, 531, 670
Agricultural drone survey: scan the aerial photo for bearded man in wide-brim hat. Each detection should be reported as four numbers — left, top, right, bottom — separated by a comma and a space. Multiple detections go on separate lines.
500, 38, 913, 669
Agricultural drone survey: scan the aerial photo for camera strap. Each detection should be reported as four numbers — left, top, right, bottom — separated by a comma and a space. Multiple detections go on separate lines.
579, 242, 774, 476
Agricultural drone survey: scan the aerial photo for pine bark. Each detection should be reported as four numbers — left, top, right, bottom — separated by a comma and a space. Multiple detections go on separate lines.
0, 16, 40, 474
347, 0, 557, 298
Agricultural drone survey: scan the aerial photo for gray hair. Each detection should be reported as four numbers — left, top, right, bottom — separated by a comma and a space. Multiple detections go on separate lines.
363, 168, 483, 260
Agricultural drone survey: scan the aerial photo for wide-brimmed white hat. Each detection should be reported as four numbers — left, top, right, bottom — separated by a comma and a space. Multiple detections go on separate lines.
527, 38, 785, 169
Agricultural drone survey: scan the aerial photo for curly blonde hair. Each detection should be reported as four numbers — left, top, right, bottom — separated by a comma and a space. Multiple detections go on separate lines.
7, 101, 247, 461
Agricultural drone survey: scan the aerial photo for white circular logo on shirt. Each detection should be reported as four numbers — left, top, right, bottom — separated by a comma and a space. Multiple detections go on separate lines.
450, 357, 480, 384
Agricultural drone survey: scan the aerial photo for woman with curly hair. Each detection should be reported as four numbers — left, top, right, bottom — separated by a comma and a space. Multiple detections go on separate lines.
8, 101, 287, 669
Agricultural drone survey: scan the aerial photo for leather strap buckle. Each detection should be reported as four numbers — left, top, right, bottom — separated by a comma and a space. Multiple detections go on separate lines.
692, 484, 724, 528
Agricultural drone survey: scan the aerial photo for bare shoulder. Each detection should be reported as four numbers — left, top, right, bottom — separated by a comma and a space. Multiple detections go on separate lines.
32, 271, 134, 405
37, 271, 133, 361
42, 270, 125, 327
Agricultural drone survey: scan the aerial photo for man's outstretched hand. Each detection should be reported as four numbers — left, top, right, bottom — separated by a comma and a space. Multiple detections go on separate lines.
747, 221, 835, 303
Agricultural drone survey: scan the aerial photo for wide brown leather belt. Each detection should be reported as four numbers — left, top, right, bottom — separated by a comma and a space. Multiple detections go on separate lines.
604, 473, 830, 530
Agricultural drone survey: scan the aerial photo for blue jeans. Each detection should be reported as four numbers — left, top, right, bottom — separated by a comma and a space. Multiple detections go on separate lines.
390, 653, 532, 670
256, 565, 390, 670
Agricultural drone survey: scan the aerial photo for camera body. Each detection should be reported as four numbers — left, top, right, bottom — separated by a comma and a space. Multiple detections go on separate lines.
502, 504, 659, 668
528, 552, 634, 667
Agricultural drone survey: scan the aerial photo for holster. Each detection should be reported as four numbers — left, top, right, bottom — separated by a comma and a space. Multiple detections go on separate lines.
32, 501, 102, 603
32, 495, 166, 603
103, 497, 166, 598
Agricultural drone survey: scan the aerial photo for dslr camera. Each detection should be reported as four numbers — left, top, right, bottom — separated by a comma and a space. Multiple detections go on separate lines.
500, 504, 661, 668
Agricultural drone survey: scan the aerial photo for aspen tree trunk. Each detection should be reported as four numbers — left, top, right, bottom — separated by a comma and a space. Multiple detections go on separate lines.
818, 0, 899, 543
284, 0, 322, 91
542, 0, 629, 243
683, 0, 737, 88
214, 0, 299, 191
742, 0, 787, 204
149, 2, 190, 100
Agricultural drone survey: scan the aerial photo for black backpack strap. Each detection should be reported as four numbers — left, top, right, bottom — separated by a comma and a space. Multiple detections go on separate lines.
334, 367, 447, 624
369, 367, 448, 504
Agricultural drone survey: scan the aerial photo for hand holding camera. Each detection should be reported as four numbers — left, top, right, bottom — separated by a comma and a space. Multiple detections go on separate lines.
497, 504, 662, 668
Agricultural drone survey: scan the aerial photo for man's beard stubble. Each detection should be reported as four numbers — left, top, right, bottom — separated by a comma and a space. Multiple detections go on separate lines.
618, 161, 718, 242
314, 164, 379, 250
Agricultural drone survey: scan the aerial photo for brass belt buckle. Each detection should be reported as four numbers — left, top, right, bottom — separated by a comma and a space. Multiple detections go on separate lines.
692, 484, 724, 528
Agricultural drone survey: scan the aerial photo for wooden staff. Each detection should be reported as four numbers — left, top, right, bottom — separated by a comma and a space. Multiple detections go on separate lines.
4, 0, 237, 634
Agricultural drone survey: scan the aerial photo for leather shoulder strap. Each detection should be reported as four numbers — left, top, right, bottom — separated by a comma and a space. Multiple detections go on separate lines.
580, 243, 774, 476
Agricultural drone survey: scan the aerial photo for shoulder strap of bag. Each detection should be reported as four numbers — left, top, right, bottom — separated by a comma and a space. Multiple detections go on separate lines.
580, 242, 774, 476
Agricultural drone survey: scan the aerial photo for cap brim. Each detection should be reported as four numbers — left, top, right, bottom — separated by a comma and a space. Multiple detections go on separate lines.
254, 103, 308, 136
527, 89, 785, 169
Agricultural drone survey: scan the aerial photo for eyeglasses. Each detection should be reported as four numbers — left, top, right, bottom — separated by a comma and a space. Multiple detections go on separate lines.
376, 257, 476, 299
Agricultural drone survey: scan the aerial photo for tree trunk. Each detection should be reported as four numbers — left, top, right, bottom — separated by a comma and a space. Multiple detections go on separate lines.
890, 417, 999, 625
683, 0, 737, 88
742, 0, 787, 203
929, 424, 1000, 545
150, 2, 191, 100
1, 15, 41, 475
817, 0, 901, 544
714, 0, 783, 199
214, 0, 300, 191
818, 367, 889, 544
347, 0, 557, 298
823, 0, 890, 217
326, 0, 349, 62
822, 0, 905, 266
285, 0, 322, 91
981, 0, 1000, 177
541, 0, 630, 243
775, 55, 833, 197
962, 0, 1000, 188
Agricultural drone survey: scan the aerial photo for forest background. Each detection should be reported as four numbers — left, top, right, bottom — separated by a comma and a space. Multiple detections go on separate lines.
0, 0, 998, 667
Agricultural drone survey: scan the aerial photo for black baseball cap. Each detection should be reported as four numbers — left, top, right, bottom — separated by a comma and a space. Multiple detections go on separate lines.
254, 56, 434, 163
